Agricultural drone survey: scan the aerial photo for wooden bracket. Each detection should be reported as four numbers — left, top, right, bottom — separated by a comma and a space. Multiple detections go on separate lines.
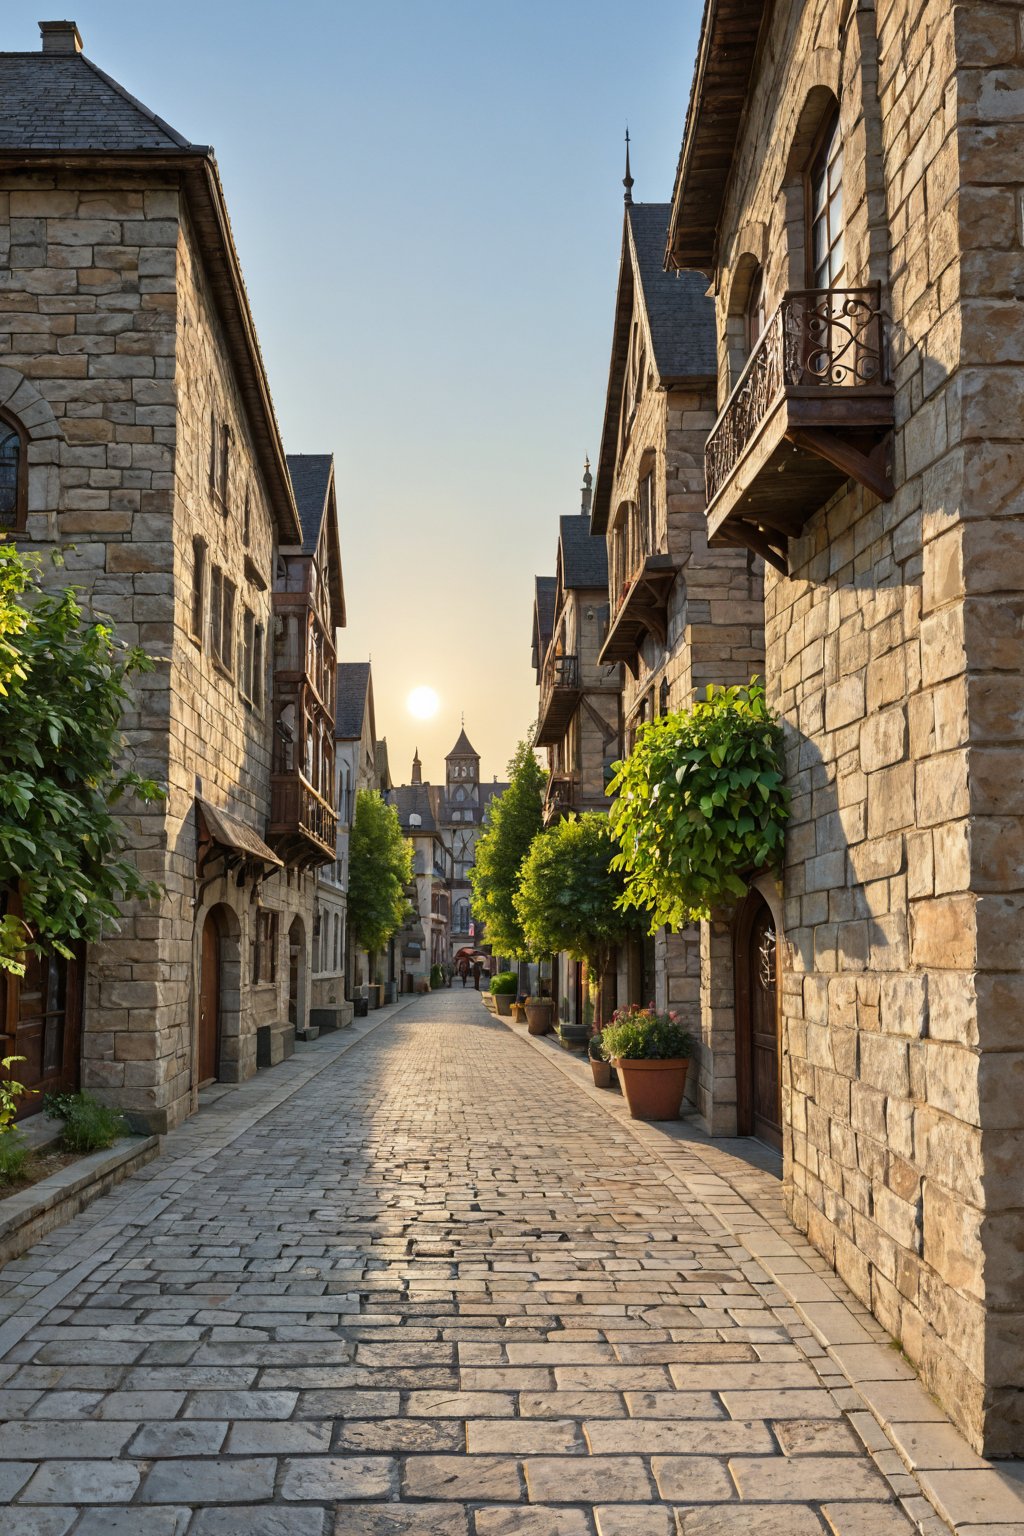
786, 426, 894, 502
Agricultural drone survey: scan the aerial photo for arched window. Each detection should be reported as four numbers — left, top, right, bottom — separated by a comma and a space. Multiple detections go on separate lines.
746, 265, 767, 353
0, 411, 27, 532
809, 109, 844, 287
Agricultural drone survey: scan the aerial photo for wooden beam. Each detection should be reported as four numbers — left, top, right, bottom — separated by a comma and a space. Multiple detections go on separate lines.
786, 427, 894, 502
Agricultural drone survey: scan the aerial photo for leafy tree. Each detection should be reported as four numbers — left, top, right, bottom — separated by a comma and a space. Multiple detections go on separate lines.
607, 680, 788, 931
347, 789, 413, 955
469, 736, 546, 959
0, 543, 164, 977
514, 812, 638, 993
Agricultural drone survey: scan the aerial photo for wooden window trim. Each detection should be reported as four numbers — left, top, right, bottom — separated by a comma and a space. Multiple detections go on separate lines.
0, 408, 28, 535
209, 565, 236, 679
189, 537, 207, 647
252, 909, 279, 986
804, 105, 844, 289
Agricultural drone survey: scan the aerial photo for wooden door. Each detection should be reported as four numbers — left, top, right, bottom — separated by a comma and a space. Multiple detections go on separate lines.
0, 892, 81, 1117
735, 891, 782, 1149
288, 920, 303, 1029
199, 914, 220, 1085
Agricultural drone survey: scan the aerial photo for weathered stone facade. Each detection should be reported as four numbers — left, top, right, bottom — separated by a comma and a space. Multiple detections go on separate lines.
666, 0, 1024, 1455
0, 25, 342, 1132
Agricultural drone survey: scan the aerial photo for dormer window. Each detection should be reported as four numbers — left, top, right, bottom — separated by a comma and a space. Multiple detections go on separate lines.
809, 109, 844, 287
0, 411, 27, 532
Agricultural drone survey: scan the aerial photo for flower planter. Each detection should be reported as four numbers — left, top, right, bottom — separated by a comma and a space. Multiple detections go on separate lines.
494, 994, 514, 1017
612, 1057, 690, 1120
525, 1001, 553, 1035
590, 1059, 612, 1089
511, 1002, 526, 1023
482, 993, 497, 1014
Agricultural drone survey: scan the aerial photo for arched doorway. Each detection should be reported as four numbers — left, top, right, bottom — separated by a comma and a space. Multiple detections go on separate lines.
288, 918, 305, 1034
199, 910, 222, 1085
735, 888, 782, 1149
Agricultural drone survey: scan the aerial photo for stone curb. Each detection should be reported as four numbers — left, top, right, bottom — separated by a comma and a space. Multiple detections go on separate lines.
0, 1133, 159, 1268
495, 1015, 1024, 1536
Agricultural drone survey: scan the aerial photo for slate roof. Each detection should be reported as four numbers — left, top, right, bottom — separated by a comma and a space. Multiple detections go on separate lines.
0, 48, 194, 151
286, 454, 333, 555
375, 740, 393, 792
334, 661, 371, 741
535, 576, 556, 647
628, 204, 716, 379
560, 514, 608, 590
447, 729, 479, 760
392, 783, 440, 834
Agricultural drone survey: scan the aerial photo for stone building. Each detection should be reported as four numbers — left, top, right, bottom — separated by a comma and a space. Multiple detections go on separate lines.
392, 763, 450, 991
591, 173, 764, 1081
663, 0, 1024, 1455
532, 464, 621, 1035
0, 22, 342, 1130
441, 728, 506, 962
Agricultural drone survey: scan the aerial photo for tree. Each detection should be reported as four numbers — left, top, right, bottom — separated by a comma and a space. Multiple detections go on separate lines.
469, 737, 546, 959
514, 812, 638, 1022
0, 543, 164, 977
607, 680, 788, 930
347, 789, 413, 955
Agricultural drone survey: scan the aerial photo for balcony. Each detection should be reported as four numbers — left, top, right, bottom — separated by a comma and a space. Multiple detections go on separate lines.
270, 774, 338, 867
543, 773, 576, 825
704, 286, 894, 571
598, 553, 677, 678
535, 653, 581, 747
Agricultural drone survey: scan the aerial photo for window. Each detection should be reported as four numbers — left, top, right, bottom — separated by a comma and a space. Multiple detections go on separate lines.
242, 487, 251, 548
332, 913, 340, 972
0, 412, 26, 532
252, 623, 264, 710
639, 471, 655, 559
746, 265, 767, 353
809, 110, 844, 287
190, 537, 207, 642
219, 422, 231, 510
209, 409, 231, 511
210, 566, 236, 676
239, 608, 263, 708
252, 910, 278, 984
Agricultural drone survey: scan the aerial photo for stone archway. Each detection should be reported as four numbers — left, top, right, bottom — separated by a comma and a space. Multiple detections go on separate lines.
196, 903, 242, 1086
288, 917, 306, 1036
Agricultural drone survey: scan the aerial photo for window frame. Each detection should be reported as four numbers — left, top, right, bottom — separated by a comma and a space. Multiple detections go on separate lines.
806, 107, 845, 289
0, 408, 28, 534
189, 536, 207, 646
252, 909, 279, 986
210, 565, 236, 678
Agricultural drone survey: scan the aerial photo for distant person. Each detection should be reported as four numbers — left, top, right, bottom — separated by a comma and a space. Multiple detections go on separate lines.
458, 959, 469, 987
472, 960, 482, 991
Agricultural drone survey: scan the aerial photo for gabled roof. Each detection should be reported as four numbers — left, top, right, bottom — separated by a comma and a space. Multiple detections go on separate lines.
285, 454, 346, 628
335, 661, 372, 741
392, 782, 440, 834
0, 44, 192, 151
592, 204, 716, 534
0, 27, 302, 543
374, 739, 393, 793
559, 514, 608, 589
447, 728, 479, 760
666, 0, 767, 272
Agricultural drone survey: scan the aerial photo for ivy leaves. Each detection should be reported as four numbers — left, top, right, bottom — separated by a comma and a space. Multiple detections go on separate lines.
607, 681, 788, 931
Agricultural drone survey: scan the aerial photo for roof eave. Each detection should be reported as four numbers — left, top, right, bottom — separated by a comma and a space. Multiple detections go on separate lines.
592, 216, 637, 536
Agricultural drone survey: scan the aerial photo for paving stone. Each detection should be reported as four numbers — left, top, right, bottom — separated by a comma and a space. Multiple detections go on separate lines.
402, 1455, 522, 1502
405, 1390, 517, 1417
0, 1420, 136, 1458
182, 1390, 298, 1418
773, 1418, 861, 1455
650, 1457, 736, 1502
20, 1459, 142, 1503
586, 1418, 774, 1455
624, 1392, 724, 1419
524, 1456, 654, 1503
674, 1506, 828, 1534
332, 1505, 469, 1535
279, 1455, 396, 1501
520, 1392, 626, 1419
719, 1388, 841, 1419
728, 1455, 890, 1501
595, 1510, 674, 1536
334, 1417, 463, 1452
819, 1504, 918, 1534
466, 1419, 584, 1455
0, 1459, 35, 1501
75, 1512, 192, 1536
0, 1514, 77, 1536
191, 1510, 328, 1536
476, 1509, 593, 1535
139, 1456, 276, 1503
129, 1420, 229, 1456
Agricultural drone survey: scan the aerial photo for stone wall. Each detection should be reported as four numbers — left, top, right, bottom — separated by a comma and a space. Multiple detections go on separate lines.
707, 0, 1024, 1453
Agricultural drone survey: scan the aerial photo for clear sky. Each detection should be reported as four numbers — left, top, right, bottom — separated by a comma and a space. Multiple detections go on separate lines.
8, 0, 704, 785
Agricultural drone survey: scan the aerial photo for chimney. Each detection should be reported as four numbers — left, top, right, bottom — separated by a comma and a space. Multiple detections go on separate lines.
39, 20, 83, 54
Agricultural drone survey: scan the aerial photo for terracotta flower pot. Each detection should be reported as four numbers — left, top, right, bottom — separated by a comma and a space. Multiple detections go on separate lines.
525, 1001, 553, 1035
494, 994, 514, 1017
590, 1058, 612, 1089
612, 1057, 690, 1120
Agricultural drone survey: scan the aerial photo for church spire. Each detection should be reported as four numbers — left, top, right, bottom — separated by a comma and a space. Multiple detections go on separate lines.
623, 128, 634, 205
411, 747, 422, 785
581, 455, 593, 518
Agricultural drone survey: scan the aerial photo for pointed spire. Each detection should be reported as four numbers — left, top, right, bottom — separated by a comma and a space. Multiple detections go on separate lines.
581, 455, 593, 518
411, 747, 422, 785
623, 127, 634, 205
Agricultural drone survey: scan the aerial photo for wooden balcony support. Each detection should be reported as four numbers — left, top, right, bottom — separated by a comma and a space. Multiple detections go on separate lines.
535, 653, 581, 747
598, 554, 677, 678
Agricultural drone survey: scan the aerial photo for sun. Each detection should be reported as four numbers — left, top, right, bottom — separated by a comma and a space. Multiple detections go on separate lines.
407, 686, 440, 720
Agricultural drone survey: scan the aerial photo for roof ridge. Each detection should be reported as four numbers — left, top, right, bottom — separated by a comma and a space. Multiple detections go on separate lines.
79, 52, 194, 150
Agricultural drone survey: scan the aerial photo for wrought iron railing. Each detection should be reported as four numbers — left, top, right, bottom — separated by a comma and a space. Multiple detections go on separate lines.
705, 285, 887, 505
540, 652, 579, 713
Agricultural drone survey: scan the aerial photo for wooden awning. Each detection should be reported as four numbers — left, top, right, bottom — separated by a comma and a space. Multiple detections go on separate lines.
598, 555, 678, 678
196, 798, 282, 874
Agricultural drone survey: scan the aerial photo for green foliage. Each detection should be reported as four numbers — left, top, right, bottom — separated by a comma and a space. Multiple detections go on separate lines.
0, 1131, 28, 1184
587, 1032, 606, 1062
429, 963, 445, 990
44, 1090, 127, 1152
0, 1055, 32, 1133
0, 541, 164, 976
348, 790, 413, 954
489, 970, 517, 996
470, 738, 546, 960
514, 812, 639, 975
607, 681, 788, 931
601, 1005, 692, 1061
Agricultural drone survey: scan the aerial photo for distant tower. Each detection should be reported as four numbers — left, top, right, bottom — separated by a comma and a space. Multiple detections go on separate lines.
581, 455, 593, 518
411, 748, 422, 785
623, 128, 634, 205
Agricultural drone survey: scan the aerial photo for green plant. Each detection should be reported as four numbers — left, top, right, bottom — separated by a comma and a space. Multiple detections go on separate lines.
348, 790, 414, 955
489, 971, 517, 996
429, 963, 444, 990
514, 813, 640, 977
601, 1006, 693, 1061
44, 1091, 127, 1152
608, 680, 788, 930
470, 738, 546, 959
0, 541, 165, 976
0, 1131, 28, 1184
587, 1033, 606, 1062
0, 1054, 32, 1133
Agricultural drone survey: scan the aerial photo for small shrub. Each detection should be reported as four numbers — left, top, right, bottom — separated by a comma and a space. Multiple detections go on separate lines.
0, 1131, 28, 1184
601, 1006, 692, 1062
587, 1033, 606, 1062
489, 971, 517, 996
44, 1091, 127, 1152
0, 1055, 33, 1132
429, 963, 445, 990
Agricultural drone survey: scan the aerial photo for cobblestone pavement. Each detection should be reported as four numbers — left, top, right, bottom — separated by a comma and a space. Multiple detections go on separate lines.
0, 986, 1014, 1534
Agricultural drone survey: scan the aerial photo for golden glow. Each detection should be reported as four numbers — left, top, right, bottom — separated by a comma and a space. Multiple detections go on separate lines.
407, 685, 440, 720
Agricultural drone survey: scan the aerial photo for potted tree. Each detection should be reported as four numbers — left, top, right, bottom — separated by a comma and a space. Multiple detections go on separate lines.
601, 1006, 693, 1120
490, 971, 517, 1017
588, 1031, 612, 1088
523, 994, 554, 1034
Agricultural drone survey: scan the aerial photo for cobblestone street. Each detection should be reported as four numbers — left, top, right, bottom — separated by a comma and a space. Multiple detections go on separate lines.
0, 988, 1017, 1534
